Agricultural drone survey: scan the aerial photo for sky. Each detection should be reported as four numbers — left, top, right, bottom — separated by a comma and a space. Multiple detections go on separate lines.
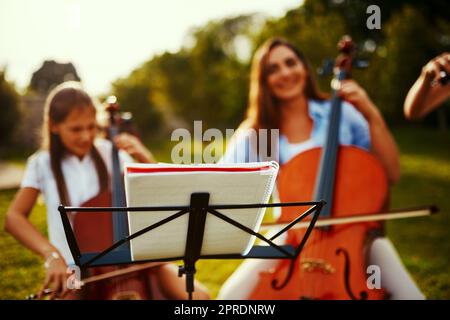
0, 0, 301, 95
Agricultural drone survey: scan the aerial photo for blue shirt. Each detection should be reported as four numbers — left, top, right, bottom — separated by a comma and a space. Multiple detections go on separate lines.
220, 99, 371, 165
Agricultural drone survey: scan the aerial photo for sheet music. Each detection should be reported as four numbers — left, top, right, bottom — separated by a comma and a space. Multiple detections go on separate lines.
124, 162, 279, 261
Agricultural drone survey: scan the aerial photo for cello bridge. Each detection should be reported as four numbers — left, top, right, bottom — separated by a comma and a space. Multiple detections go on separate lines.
300, 258, 336, 274
112, 291, 142, 300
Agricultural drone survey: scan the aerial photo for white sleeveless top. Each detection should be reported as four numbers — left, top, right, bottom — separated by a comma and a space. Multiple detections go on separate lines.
21, 138, 133, 264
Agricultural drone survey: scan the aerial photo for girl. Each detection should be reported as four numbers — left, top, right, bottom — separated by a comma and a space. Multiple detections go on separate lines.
5, 81, 209, 300
218, 38, 424, 300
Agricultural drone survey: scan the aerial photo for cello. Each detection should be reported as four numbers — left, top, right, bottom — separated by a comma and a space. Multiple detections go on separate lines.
73, 96, 159, 299
250, 36, 390, 300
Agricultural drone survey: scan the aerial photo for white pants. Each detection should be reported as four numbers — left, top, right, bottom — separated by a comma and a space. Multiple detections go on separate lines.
217, 237, 425, 300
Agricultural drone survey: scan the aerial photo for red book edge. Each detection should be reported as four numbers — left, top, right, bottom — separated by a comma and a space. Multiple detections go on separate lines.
126, 165, 273, 174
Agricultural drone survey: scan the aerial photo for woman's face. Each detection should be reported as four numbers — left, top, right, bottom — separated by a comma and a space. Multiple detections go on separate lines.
51, 106, 97, 159
266, 45, 307, 102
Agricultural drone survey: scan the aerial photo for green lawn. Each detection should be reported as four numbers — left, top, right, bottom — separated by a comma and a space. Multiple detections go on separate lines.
0, 125, 448, 299
387, 126, 450, 299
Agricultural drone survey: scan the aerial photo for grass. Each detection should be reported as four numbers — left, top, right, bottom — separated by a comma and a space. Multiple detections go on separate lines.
0, 191, 47, 299
387, 125, 450, 299
0, 125, 448, 299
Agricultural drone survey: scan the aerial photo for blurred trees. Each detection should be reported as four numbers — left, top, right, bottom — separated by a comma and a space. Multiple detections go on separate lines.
111, 1, 450, 140
179, 15, 255, 130
112, 15, 259, 142
0, 70, 20, 156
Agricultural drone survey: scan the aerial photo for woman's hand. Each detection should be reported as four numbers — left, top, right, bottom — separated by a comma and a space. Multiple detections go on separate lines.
404, 53, 450, 120
113, 133, 156, 163
421, 52, 450, 84
39, 251, 69, 300
336, 79, 379, 121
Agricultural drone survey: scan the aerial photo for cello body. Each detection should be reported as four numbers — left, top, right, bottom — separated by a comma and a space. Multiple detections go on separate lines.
72, 190, 160, 300
250, 146, 389, 299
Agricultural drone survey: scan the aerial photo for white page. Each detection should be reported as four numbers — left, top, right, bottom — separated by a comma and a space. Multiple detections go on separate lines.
124, 162, 278, 261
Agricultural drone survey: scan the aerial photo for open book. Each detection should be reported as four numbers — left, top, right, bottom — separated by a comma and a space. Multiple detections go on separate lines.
124, 162, 279, 261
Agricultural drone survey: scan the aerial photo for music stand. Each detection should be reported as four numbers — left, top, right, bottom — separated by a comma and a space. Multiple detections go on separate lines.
59, 193, 325, 300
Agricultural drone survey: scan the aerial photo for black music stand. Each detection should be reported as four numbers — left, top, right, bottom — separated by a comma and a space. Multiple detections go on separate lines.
59, 193, 325, 300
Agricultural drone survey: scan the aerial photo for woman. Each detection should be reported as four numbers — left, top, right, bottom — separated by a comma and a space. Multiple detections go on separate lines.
218, 38, 423, 300
4, 81, 209, 300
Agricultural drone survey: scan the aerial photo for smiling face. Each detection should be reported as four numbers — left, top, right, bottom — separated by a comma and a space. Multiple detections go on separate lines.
50, 106, 97, 159
266, 44, 308, 102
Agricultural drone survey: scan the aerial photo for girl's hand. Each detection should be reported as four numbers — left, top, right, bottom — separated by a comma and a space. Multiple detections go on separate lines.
337, 79, 379, 120
113, 133, 155, 163
39, 252, 69, 300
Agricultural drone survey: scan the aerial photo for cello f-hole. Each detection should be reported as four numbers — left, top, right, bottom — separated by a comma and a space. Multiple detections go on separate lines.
336, 248, 368, 300
271, 259, 296, 290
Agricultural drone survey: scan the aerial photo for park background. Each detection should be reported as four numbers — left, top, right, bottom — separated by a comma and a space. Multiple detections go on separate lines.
0, 0, 449, 299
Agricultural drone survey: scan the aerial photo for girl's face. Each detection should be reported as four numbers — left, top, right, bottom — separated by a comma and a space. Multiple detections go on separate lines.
51, 106, 97, 159
266, 45, 307, 102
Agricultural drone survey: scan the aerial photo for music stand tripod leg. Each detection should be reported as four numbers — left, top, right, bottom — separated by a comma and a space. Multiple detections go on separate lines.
179, 192, 210, 300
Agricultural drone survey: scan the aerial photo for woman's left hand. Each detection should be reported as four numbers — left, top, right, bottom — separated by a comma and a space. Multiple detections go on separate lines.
113, 133, 155, 163
337, 79, 378, 120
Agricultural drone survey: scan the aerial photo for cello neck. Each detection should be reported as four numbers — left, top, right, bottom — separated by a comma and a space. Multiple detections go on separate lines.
313, 36, 355, 218
312, 71, 346, 216
106, 97, 130, 245
110, 125, 128, 243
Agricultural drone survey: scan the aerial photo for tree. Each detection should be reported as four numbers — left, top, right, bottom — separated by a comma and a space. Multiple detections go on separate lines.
112, 69, 164, 141
112, 14, 258, 136
179, 15, 255, 129
0, 70, 20, 155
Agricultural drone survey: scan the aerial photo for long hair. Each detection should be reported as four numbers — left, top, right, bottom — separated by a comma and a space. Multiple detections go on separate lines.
244, 37, 327, 131
42, 82, 108, 205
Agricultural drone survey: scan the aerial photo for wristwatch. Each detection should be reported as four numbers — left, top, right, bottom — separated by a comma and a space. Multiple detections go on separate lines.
44, 251, 60, 269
